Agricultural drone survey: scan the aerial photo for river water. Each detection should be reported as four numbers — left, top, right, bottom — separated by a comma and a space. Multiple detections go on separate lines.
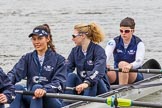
0, 0, 162, 107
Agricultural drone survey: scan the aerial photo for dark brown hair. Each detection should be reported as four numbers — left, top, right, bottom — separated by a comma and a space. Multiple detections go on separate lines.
120, 17, 135, 29
34, 24, 56, 52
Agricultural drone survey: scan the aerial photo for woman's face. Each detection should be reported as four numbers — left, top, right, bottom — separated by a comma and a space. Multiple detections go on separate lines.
31, 35, 50, 53
120, 26, 134, 42
72, 29, 84, 46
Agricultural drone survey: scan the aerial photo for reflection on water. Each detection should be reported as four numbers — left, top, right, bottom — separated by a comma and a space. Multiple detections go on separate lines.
0, 0, 162, 107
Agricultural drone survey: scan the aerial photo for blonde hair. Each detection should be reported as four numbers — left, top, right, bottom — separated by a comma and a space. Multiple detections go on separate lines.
74, 22, 105, 43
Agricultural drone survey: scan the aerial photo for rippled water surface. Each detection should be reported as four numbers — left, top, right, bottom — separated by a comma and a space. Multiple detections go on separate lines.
0, 0, 162, 107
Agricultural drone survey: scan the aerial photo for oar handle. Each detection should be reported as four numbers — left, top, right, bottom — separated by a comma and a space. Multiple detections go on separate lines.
65, 87, 76, 91
107, 68, 138, 72
108, 68, 162, 74
15, 90, 106, 103
15, 90, 34, 95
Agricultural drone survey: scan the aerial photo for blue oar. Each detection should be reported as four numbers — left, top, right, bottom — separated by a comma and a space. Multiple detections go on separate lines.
15, 90, 162, 108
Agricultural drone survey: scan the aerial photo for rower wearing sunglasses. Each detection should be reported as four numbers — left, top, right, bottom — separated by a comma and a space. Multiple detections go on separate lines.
105, 17, 145, 85
65, 22, 110, 101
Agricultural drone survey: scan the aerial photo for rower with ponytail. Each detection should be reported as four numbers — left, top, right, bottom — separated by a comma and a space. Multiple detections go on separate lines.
7, 24, 66, 108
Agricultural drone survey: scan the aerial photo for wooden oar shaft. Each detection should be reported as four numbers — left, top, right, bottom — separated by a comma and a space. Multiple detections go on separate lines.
15, 90, 162, 107
108, 68, 162, 74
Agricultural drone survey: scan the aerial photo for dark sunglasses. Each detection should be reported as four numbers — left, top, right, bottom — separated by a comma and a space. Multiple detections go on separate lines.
120, 29, 132, 33
72, 34, 82, 38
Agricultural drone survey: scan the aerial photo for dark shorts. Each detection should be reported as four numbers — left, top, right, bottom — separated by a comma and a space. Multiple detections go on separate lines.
111, 72, 144, 85
134, 73, 144, 82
